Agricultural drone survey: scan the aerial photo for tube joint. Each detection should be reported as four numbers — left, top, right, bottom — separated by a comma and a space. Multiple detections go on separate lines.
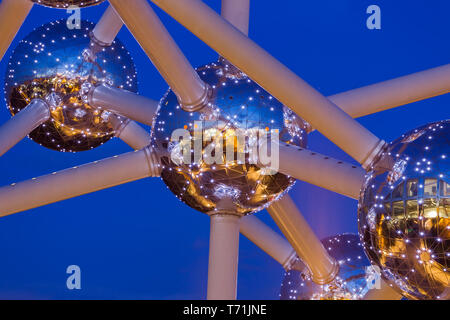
30, 98, 51, 123
282, 251, 305, 272
108, 114, 131, 138
83, 32, 112, 62
179, 83, 213, 113
143, 145, 162, 177
311, 259, 340, 285
361, 139, 388, 170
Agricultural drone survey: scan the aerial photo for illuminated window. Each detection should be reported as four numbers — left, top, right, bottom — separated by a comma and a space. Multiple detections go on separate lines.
438, 199, 449, 218
406, 200, 418, 218
393, 201, 405, 218
392, 182, 404, 199
423, 198, 438, 218
439, 180, 450, 197
406, 179, 418, 197
424, 179, 437, 197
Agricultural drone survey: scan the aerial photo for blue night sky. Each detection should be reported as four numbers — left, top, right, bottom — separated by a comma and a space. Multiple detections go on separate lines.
0, 0, 448, 299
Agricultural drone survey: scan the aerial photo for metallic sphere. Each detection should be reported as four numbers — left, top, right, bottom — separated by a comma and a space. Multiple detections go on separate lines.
358, 120, 450, 300
32, 0, 106, 8
280, 234, 378, 300
4, 19, 138, 152
151, 61, 309, 215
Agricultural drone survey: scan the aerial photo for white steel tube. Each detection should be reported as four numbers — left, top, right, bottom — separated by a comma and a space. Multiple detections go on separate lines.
0, 0, 33, 61
0, 147, 160, 218
364, 280, 403, 300
89, 84, 159, 126
267, 195, 339, 285
151, 0, 385, 167
91, 5, 124, 46
240, 215, 297, 270
109, 115, 151, 150
207, 214, 240, 300
222, 5, 450, 126
0, 99, 49, 157
116, 121, 151, 150
329, 64, 450, 119
109, 0, 209, 111
221, 0, 250, 35
277, 143, 365, 199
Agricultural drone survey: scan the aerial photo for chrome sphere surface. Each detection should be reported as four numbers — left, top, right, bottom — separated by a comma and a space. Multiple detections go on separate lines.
32, 0, 105, 8
358, 120, 449, 300
5, 19, 138, 152
151, 61, 308, 215
280, 234, 377, 300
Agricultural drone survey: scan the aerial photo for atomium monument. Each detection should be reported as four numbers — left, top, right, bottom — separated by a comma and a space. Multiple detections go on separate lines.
0, 0, 448, 300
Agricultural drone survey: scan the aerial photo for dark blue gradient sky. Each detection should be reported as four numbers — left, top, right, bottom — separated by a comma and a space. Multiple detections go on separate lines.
0, 0, 448, 299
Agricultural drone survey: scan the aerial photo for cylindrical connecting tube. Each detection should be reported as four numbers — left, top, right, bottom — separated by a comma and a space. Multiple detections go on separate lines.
88, 84, 159, 127
329, 63, 450, 119
221, 0, 250, 36
109, 0, 210, 111
267, 195, 339, 284
0, 0, 33, 61
0, 99, 49, 157
91, 5, 124, 46
109, 115, 151, 150
0, 147, 160, 218
277, 143, 366, 199
240, 215, 297, 270
207, 214, 241, 300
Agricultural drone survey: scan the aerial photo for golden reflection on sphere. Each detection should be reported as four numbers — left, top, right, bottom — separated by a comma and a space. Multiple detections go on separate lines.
32, 0, 105, 8
358, 120, 450, 300
151, 61, 309, 215
4, 20, 138, 152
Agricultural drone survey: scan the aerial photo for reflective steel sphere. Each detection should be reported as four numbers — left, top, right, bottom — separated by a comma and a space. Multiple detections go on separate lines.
280, 234, 378, 300
32, 0, 105, 8
5, 19, 138, 152
358, 120, 450, 300
151, 61, 309, 215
